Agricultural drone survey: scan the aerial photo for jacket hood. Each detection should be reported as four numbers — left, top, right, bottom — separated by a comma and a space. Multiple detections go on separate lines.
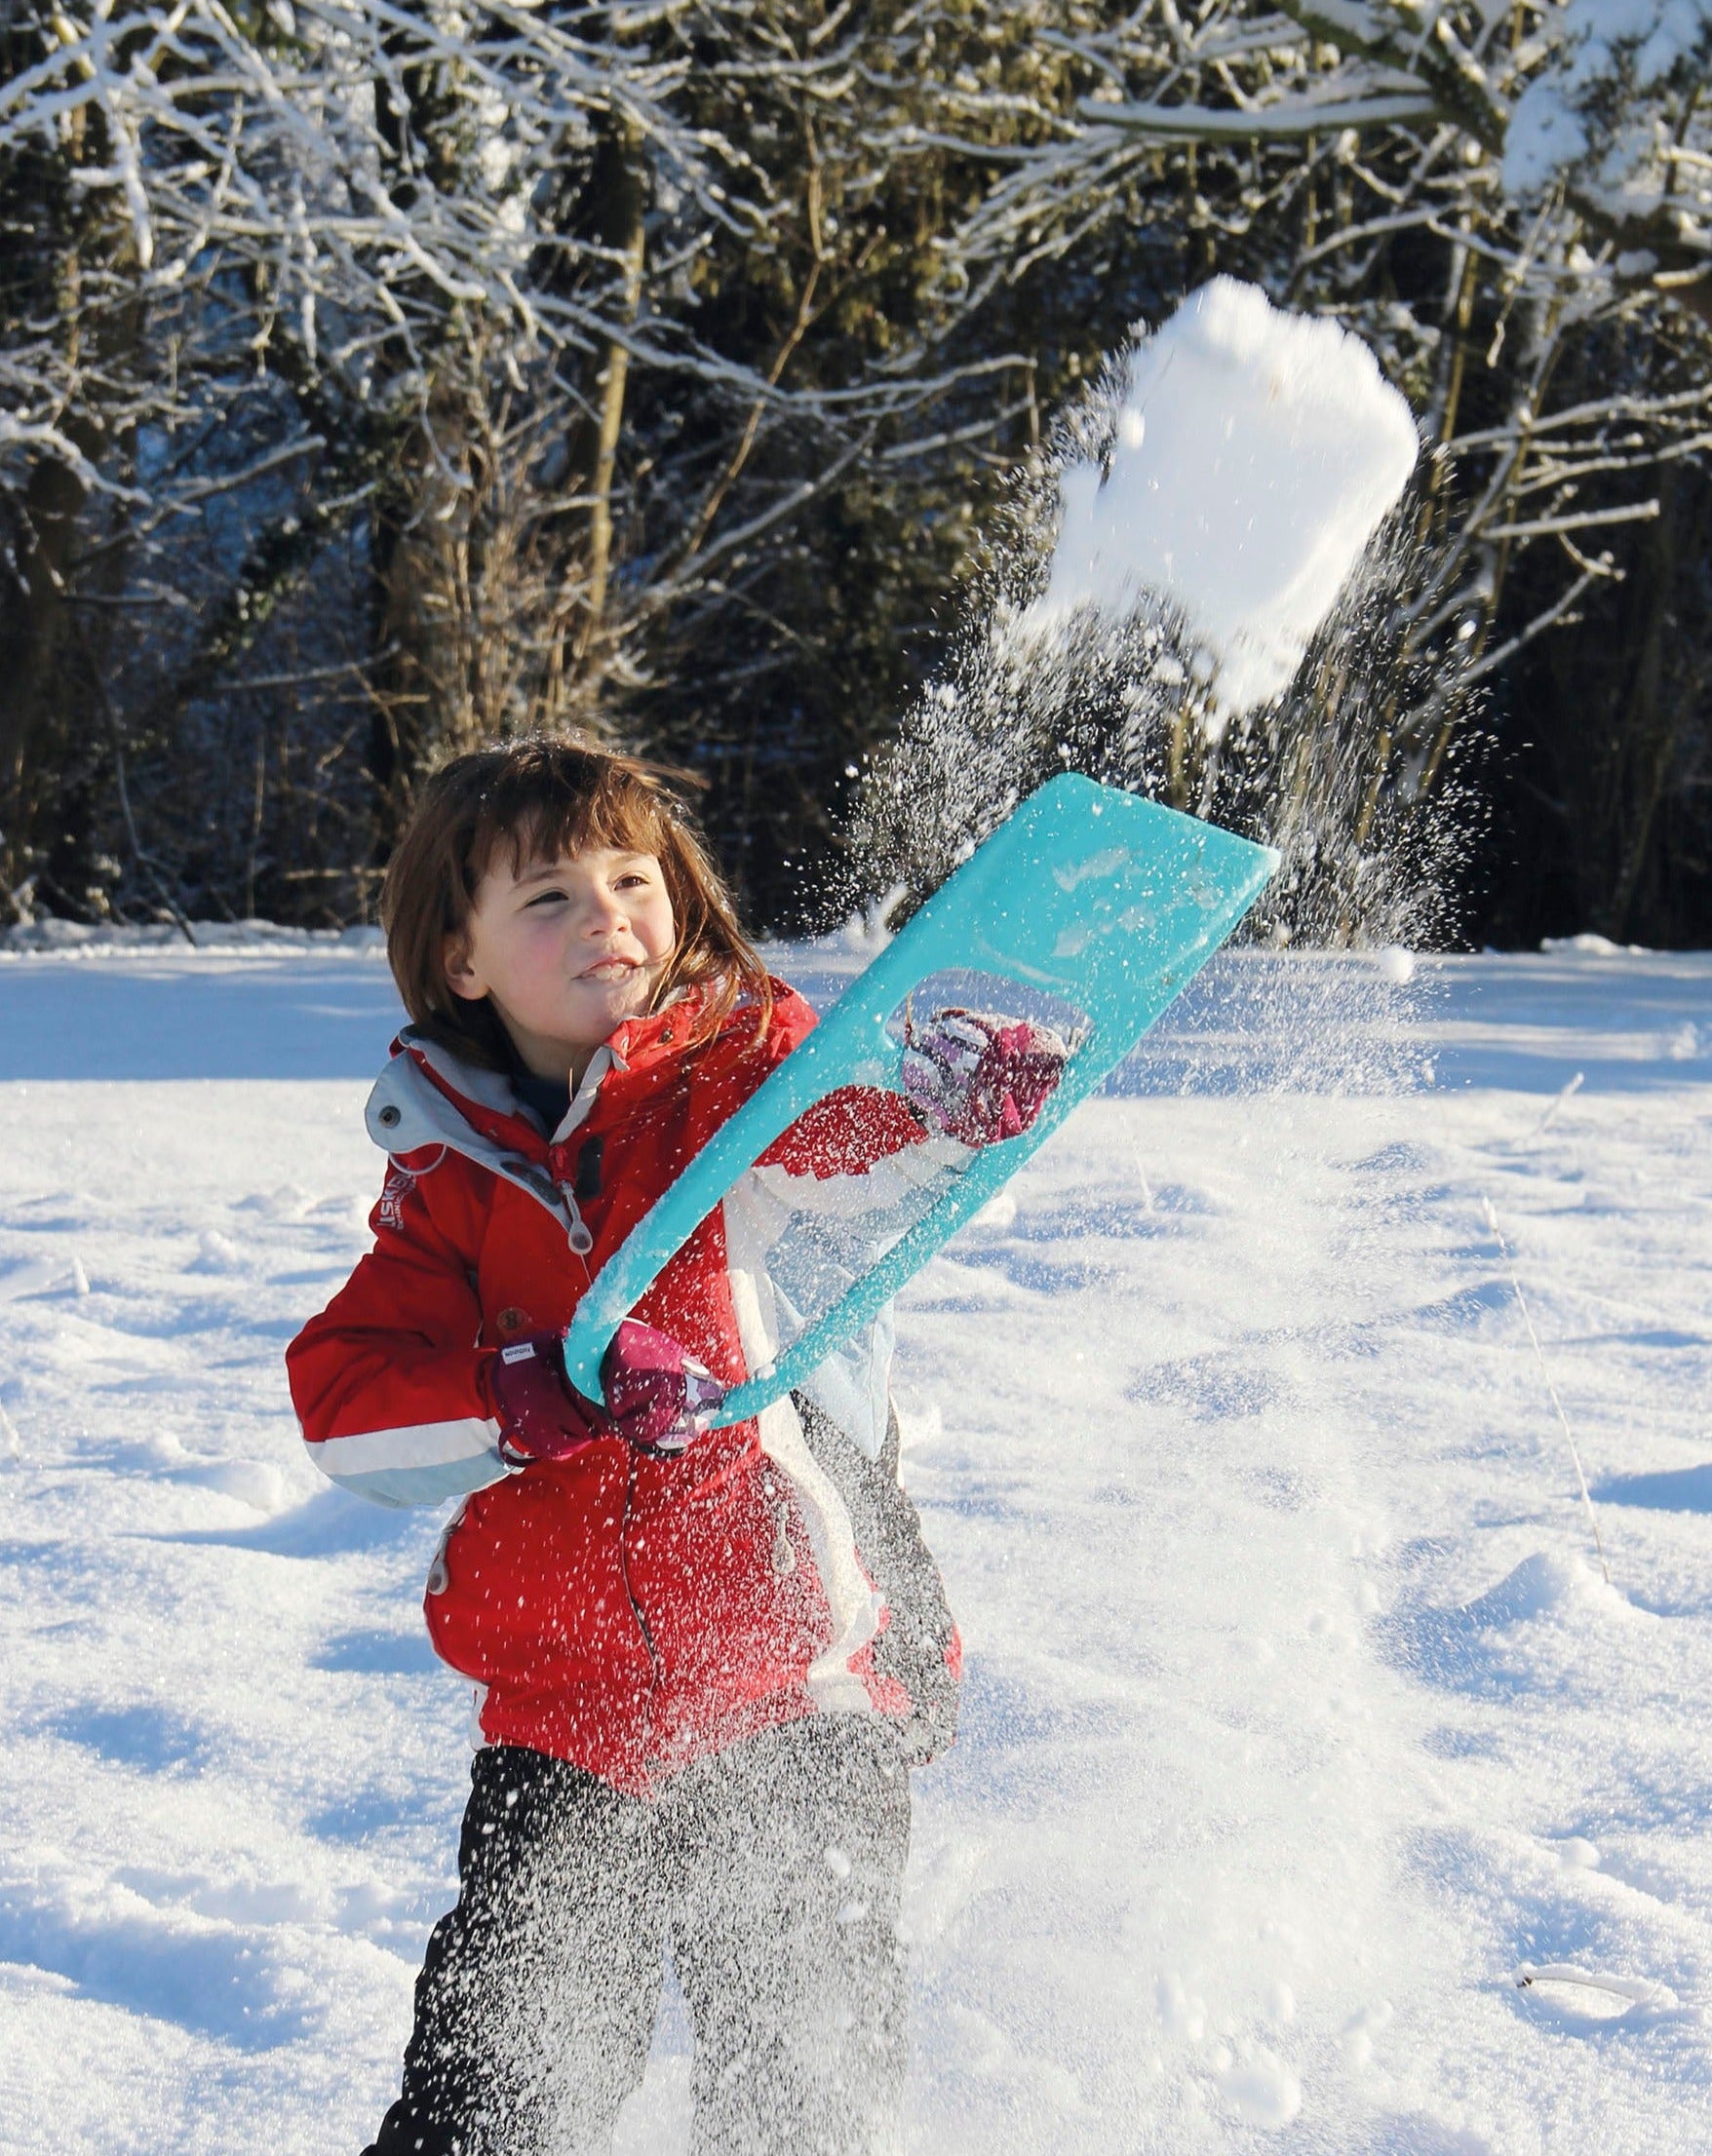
366, 1032, 592, 1247
364, 982, 814, 1248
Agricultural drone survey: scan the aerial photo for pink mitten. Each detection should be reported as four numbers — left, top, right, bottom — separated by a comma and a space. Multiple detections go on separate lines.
486, 1335, 605, 1464
601, 1320, 725, 1457
488, 1321, 724, 1466
902, 1008, 1070, 1147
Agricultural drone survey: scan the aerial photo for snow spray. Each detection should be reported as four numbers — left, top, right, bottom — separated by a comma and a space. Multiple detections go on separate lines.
856, 276, 1454, 1098
813, 284, 1642, 2147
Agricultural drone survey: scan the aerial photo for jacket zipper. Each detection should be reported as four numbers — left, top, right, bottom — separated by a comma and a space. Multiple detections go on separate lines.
617, 1450, 662, 1757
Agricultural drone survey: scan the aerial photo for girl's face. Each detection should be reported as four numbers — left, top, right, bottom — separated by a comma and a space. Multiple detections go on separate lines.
445, 843, 677, 1083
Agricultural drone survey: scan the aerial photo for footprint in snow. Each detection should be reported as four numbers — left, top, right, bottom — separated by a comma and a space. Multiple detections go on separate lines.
1214, 2045, 1302, 2127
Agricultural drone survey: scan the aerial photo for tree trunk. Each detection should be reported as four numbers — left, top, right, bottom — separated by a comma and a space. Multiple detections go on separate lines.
0, 92, 140, 914
1600, 461, 1681, 940
575, 115, 647, 671
0, 441, 93, 865
363, 0, 471, 840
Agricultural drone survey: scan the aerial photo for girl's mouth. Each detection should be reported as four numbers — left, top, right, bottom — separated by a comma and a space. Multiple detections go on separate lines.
580, 958, 639, 982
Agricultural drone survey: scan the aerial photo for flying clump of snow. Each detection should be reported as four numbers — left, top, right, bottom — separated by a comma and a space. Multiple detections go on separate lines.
1032, 278, 1420, 716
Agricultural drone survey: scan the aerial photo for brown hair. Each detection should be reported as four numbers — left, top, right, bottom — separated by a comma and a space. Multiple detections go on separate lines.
381, 736, 774, 1069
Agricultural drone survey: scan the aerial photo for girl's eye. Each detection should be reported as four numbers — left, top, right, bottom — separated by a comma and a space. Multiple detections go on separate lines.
525, 889, 567, 908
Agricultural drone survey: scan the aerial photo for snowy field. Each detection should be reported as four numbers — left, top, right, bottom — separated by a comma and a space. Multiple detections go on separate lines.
1, 938, 1709, 2154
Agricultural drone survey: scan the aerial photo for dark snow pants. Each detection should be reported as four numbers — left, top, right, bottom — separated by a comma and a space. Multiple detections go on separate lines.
364, 1716, 914, 2156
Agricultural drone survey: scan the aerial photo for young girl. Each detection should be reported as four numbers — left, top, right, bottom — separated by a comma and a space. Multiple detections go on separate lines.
287, 738, 1064, 2156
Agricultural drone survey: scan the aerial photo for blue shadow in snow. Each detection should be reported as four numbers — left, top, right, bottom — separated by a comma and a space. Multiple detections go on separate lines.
41, 1700, 212, 1775
313, 1626, 443, 1676
161, 1485, 438, 1560
926, 1664, 1131, 1817
1397, 1279, 1515, 1332
938, 1246, 1115, 1296
1420, 1725, 1503, 1762
1377, 1555, 1581, 1703
307, 1784, 447, 1847
0, 956, 403, 1079
1413, 1824, 1699, 2053
1039, 1187, 1216, 1230
1366, 2118, 1495, 2156
1127, 1354, 1284, 1422
1565, 1328, 1712, 1351
0, 1886, 313, 2049
1595, 1465, 1712, 1514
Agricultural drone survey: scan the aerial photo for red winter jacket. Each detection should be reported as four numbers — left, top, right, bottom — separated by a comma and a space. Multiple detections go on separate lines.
286, 982, 961, 1793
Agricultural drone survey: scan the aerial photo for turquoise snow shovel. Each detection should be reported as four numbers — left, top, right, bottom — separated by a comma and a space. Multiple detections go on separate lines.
561, 774, 1277, 1428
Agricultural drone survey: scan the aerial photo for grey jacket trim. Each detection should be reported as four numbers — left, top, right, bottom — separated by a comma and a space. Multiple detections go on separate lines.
794, 1394, 960, 1764
365, 1032, 597, 1255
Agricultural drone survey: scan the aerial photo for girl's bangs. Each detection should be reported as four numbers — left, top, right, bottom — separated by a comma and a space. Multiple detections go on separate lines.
467, 764, 673, 893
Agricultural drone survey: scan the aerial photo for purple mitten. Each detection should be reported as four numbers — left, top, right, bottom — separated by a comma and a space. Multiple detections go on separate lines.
602, 1320, 725, 1457
486, 1334, 606, 1464
902, 1007, 1070, 1147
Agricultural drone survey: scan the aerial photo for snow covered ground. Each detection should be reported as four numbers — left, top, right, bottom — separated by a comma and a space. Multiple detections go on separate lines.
2, 939, 1709, 2154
